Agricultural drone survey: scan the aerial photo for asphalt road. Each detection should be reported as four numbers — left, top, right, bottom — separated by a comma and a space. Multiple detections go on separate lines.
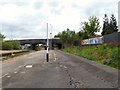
0, 50, 119, 89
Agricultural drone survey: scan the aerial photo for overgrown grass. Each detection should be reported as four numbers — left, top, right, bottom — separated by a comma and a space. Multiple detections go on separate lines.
63, 44, 120, 69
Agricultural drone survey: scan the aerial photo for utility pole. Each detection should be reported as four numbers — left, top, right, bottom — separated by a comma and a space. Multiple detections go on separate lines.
50, 32, 52, 50
46, 23, 49, 62
50, 24, 53, 50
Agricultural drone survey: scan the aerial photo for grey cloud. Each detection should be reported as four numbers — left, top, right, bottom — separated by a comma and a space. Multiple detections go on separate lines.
53, 10, 60, 15
2, 23, 26, 38
47, 0, 64, 15
72, 3, 81, 9
34, 1, 44, 10
85, 1, 116, 17
0, 0, 28, 6
1, 22, 47, 39
72, 1, 118, 18
1, 12, 49, 39
50, 8, 61, 15
48, 0, 60, 8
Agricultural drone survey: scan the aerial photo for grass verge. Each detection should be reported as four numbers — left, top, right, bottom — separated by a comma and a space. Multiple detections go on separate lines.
63, 44, 120, 69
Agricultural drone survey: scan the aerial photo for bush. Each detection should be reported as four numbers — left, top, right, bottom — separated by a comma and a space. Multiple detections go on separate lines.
2, 40, 20, 50
35, 45, 44, 51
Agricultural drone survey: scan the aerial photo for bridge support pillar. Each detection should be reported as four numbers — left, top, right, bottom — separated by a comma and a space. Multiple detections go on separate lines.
30, 44, 36, 50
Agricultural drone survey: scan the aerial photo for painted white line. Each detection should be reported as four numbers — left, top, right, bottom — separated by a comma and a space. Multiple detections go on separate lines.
14, 65, 23, 70
25, 65, 33, 68
14, 72, 17, 74
54, 52, 57, 61
64, 66, 67, 69
54, 58, 56, 62
0, 73, 8, 78
7, 76, 11, 78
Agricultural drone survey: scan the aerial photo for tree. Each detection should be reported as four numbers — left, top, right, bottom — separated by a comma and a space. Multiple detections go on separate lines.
101, 14, 109, 35
109, 14, 118, 33
82, 16, 101, 38
55, 28, 76, 48
101, 14, 118, 35
0, 33, 20, 50
2, 40, 20, 50
0, 33, 5, 42
12, 40, 20, 50
0, 33, 5, 49
2, 41, 13, 50
76, 31, 88, 40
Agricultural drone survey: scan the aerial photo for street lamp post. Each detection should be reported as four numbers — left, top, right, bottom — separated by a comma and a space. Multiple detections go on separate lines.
50, 24, 53, 50
46, 23, 49, 62
50, 32, 52, 50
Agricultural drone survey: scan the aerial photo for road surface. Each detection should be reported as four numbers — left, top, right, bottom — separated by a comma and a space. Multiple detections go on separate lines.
0, 50, 119, 89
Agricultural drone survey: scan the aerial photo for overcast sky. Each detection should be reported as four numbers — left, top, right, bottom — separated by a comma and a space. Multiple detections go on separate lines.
0, 0, 119, 40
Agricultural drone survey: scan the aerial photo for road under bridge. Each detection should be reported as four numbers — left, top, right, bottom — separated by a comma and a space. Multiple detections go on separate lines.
18, 38, 62, 50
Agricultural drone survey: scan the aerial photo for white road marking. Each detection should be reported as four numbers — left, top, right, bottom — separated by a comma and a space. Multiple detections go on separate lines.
14, 72, 17, 74
54, 52, 57, 61
14, 65, 23, 70
54, 58, 56, 62
64, 66, 67, 69
7, 76, 11, 78
25, 65, 33, 68
0, 73, 8, 78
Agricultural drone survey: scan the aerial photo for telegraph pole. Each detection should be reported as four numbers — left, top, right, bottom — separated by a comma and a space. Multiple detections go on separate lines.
50, 24, 53, 50
46, 23, 49, 62
50, 32, 52, 50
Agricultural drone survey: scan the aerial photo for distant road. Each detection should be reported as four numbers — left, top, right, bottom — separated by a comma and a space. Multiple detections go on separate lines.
1, 50, 118, 88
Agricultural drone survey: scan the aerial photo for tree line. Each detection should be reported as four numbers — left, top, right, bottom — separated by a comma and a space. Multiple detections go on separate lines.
0, 33, 20, 50
0, 14, 118, 50
55, 14, 118, 48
